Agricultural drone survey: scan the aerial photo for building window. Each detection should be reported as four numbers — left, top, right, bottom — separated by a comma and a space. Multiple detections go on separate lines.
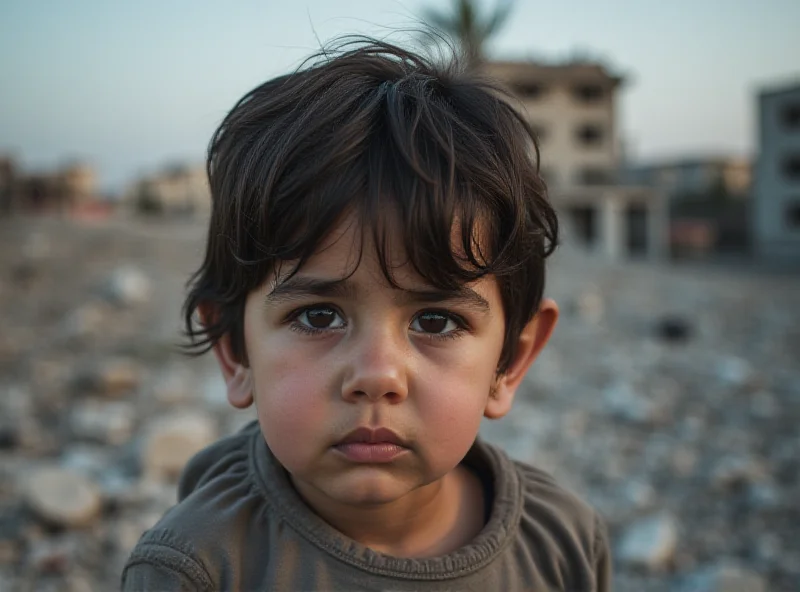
573, 84, 604, 102
577, 167, 615, 185
576, 124, 604, 146
567, 205, 597, 246
782, 154, 800, 180
626, 203, 649, 256
787, 202, 800, 229
781, 103, 800, 130
515, 82, 545, 99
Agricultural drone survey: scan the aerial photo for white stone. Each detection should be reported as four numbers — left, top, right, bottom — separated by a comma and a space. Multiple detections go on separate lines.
617, 513, 678, 571
716, 356, 752, 385
97, 470, 139, 505
70, 400, 136, 445
102, 266, 151, 306
142, 413, 217, 480
24, 467, 102, 528
747, 482, 782, 509
624, 480, 657, 510
60, 445, 111, 478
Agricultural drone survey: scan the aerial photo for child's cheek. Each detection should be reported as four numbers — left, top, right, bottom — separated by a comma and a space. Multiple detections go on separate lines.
415, 375, 487, 460
251, 340, 333, 469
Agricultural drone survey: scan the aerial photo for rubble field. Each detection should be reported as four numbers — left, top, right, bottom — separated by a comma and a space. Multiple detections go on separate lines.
0, 215, 798, 591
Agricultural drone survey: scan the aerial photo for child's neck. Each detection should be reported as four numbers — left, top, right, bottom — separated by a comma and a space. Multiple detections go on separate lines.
293, 465, 485, 558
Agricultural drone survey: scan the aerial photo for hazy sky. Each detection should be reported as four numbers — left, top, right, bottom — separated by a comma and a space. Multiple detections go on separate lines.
1, 0, 798, 191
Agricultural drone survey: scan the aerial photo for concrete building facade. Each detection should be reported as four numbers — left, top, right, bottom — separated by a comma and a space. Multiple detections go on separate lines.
754, 81, 800, 262
626, 157, 752, 201
484, 60, 666, 261
126, 164, 210, 217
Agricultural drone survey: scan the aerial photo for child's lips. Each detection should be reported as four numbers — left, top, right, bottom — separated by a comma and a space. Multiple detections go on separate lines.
333, 426, 410, 463
333, 442, 409, 463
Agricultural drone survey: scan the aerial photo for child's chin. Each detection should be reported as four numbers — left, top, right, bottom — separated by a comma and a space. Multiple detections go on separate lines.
325, 472, 417, 506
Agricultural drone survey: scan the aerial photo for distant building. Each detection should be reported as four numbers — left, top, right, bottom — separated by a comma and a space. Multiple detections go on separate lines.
624, 156, 752, 257
625, 156, 752, 201
484, 60, 667, 260
754, 81, 800, 262
60, 162, 98, 206
125, 164, 210, 217
0, 156, 98, 215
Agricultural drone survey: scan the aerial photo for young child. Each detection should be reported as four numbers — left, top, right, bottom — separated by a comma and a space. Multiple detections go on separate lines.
122, 39, 611, 591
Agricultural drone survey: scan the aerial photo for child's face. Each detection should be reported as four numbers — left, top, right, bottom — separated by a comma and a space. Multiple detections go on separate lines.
221, 215, 552, 508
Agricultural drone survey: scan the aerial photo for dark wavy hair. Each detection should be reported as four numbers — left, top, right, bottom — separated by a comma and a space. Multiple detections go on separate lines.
183, 37, 558, 374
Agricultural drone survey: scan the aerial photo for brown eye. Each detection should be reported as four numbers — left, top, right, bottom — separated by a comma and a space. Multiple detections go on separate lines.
412, 312, 453, 334
301, 307, 343, 329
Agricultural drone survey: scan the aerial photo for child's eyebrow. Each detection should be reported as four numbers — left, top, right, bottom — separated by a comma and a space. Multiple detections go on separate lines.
265, 277, 358, 304
265, 276, 490, 313
400, 286, 490, 313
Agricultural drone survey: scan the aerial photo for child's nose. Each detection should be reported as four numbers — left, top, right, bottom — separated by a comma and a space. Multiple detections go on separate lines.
339, 328, 409, 404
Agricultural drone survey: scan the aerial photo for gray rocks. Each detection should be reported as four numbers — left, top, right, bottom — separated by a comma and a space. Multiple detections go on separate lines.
616, 513, 678, 572
24, 468, 102, 528
3, 211, 800, 591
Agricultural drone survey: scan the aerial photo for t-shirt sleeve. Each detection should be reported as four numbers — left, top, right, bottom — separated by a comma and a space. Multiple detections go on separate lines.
121, 529, 214, 592
593, 514, 612, 592
122, 560, 199, 592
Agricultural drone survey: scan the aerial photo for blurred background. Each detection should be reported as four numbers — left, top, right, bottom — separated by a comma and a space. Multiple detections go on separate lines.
1, 1, 799, 590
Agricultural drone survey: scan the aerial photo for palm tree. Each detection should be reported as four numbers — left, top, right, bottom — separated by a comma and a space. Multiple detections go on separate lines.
422, 0, 514, 68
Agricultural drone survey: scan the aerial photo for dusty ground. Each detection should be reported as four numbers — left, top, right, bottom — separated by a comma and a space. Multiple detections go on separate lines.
0, 214, 798, 591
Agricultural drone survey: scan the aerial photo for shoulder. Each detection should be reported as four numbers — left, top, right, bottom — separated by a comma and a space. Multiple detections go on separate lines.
121, 528, 215, 591
122, 421, 270, 591
176, 419, 258, 500
512, 458, 610, 589
514, 460, 607, 551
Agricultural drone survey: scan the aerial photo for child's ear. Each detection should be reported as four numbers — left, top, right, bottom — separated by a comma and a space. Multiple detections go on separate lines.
199, 304, 254, 409
484, 298, 559, 419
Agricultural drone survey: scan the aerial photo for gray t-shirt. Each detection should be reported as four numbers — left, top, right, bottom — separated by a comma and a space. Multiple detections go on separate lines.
122, 421, 610, 591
